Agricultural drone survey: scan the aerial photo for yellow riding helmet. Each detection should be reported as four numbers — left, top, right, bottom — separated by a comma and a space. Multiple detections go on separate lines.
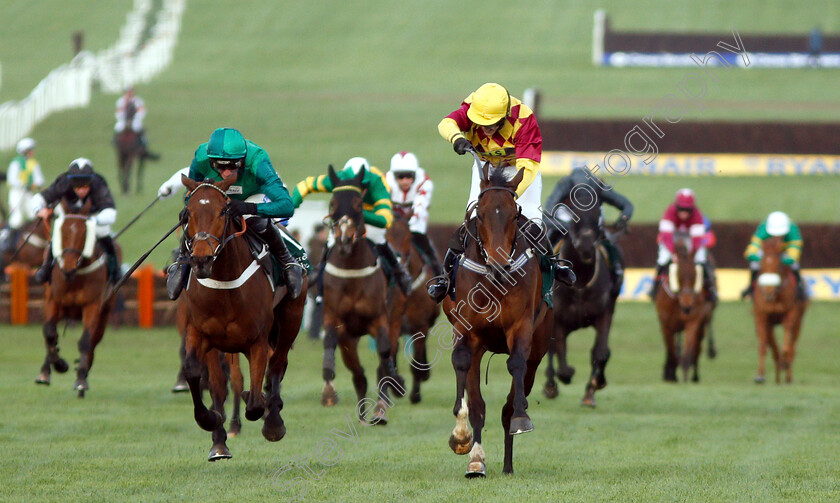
467, 83, 510, 126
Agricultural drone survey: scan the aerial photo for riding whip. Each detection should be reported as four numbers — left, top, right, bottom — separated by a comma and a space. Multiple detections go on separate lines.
7, 218, 44, 262
114, 195, 162, 239
104, 218, 182, 303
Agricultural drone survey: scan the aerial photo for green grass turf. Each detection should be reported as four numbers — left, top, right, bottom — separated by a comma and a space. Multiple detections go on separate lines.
0, 302, 838, 502
1, 0, 840, 267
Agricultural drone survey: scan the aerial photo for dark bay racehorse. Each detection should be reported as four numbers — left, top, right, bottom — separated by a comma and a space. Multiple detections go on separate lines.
36, 199, 118, 397
751, 237, 808, 384
542, 189, 617, 407
179, 176, 306, 460
655, 241, 714, 382
114, 102, 144, 194
320, 166, 405, 424
385, 212, 440, 404
444, 165, 552, 477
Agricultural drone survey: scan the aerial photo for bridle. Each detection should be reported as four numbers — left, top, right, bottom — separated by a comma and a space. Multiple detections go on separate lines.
182, 183, 246, 263
471, 185, 521, 263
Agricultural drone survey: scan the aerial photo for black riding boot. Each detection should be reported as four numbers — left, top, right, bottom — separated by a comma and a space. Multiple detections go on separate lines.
411, 232, 444, 277
701, 262, 718, 304
740, 268, 759, 300
376, 242, 413, 295
792, 268, 808, 300
98, 235, 120, 283
165, 236, 190, 300
427, 248, 460, 303
314, 243, 331, 305
139, 131, 160, 161
648, 263, 667, 300
258, 222, 303, 300
533, 230, 575, 287
34, 248, 54, 284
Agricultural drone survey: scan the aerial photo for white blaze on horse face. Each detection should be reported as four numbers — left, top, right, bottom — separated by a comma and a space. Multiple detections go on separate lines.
694, 264, 703, 293
199, 199, 210, 205
668, 263, 679, 293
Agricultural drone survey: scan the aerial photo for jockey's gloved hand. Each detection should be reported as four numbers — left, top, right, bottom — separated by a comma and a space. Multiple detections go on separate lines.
453, 138, 472, 155
781, 254, 795, 266
614, 215, 629, 232
227, 199, 258, 218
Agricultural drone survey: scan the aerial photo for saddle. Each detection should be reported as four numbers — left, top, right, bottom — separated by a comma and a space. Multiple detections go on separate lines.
243, 225, 312, 291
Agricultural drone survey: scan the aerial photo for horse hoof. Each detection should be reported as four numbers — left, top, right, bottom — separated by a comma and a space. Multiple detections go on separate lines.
543, 383, 559, 399
245, 407, 265, 422
171, 380, 189, 393
227, 419, 242, 438
449, 435, 473, 455
208, 444, 232, 462
35, 373, 50, 385
465, 461, 486, 478
321, 386, 338, 407
557, 366, 575, 384
73, 380, 89, 391
581, 397, 596, 408
262, 420, 286, 442
754, 376, 766, 384
77, 389, 86, 398
53, 359, 69, 373
409, 391, 421, 404
509, 416, 534, 435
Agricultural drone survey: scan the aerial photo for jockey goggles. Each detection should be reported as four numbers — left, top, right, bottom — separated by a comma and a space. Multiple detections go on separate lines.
210, 158, 244, 174
394, 171, 415, 180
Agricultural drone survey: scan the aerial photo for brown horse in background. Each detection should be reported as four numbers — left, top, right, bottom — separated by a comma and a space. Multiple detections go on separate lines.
444, 164, 552, 478
320, 166, 405, 424
36, 199, 119, 397
750, 237, 808, 384
115, 128, 144, 194
385, 212, 440, 404
542, 187, 618, 408
654, 241, 714, 382
179, 176, 306, 460
1, 219, 51, 279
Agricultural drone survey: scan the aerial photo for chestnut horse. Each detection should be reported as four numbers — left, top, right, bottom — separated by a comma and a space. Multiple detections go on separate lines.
385, 212, 440, 404
179, 176, 306, 460
654, 241, 714, 382
444, 165, 552, 478
542, 187, 617, 407
320, 165, 405, 425
750, 237, 808, 384
36, 199, 119, 397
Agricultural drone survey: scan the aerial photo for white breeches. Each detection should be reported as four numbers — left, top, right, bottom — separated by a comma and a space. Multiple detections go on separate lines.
8, 188, 36, 229
658, 244, 707, 266
467, 159, 543, 222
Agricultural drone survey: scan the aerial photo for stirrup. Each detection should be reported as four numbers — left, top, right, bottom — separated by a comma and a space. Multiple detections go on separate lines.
426, 275, 450, 303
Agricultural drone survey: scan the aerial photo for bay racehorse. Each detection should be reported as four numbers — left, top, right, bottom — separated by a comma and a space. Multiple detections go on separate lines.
444, 164, 552, 477
1, 218, 51, 278
36, 199, 119, 397
385, 211, 440, 404
179, 175, 306, 460
542, 187, 618, 407
750, 236, 808, 384
320, 165, 405, 425
114, 101, 144, 195
654, 240, 714, 382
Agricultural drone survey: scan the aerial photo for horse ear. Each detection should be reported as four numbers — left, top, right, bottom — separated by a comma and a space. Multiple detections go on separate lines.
60, 198, 69, 213
217, 176, 236, 193
181, 174, 198, 192
480, 163, 490, 182
353, 166, 365, 186
510, 167, 525, 191
328, 164, 339, 187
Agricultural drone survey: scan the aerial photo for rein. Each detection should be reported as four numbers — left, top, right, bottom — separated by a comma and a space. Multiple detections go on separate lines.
466, 185, 524, 269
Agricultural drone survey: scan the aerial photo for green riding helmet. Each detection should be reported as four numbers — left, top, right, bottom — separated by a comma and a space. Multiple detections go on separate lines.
207, 127, 247, 160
